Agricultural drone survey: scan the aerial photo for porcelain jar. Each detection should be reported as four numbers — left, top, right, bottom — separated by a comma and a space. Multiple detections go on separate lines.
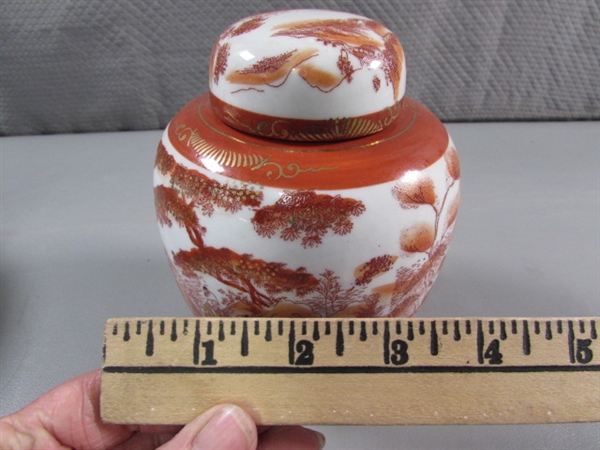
154, 9, 460, 318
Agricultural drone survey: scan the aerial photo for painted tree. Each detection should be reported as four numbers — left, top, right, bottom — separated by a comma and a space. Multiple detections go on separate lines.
389, 146, 461, 315
354, 254, 398, 286
155, 143, 320, 313
251, 189, 366, 248
272, 18, 403, 97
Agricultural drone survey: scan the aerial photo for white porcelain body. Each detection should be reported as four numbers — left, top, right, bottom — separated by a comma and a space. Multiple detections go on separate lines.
154, 111, 459, 317
209, 9, 406, 140
154, 10, 459, 318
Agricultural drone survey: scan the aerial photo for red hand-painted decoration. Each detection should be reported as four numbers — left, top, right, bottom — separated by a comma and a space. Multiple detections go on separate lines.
155, 143, 320, 313
213, 43, 230, 85
354, 254, 398, 286
251, 190, 366, 248
389, 145, 461, 316
228, 15, 267, 37
301, 270, 385, 317
271, 18, 403, 97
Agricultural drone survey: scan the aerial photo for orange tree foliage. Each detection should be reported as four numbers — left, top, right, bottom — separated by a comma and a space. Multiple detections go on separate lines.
155, 143, 319, 309
251, 190, 366, 248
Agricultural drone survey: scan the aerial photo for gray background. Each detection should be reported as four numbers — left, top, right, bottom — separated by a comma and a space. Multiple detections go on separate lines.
1, 0, 599, 448
1, 123, 599, 448
1, 0, 599, 136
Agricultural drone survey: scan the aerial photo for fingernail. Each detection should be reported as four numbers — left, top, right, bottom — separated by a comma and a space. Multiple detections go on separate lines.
192, 405, 255, 450
316, 431, 326, 449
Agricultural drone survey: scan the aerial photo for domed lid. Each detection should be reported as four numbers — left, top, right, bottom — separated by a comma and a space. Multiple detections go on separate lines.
209, 9, 406, 141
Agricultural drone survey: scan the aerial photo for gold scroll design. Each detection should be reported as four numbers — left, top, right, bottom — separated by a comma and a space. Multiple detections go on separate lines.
223, 104, 400, 141
174, 124, 338, 180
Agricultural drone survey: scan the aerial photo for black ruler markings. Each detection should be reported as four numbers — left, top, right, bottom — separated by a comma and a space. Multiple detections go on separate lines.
104, 364, 600, 375
106, 318, 599, 369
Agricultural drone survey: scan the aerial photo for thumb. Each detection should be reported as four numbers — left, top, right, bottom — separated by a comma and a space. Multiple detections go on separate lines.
158, 404, 257, 450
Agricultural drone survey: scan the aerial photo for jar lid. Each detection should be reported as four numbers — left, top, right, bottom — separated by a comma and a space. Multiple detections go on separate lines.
209, 9, 406, 141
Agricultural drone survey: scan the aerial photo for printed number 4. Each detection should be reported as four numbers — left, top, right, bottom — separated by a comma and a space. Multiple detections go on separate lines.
484, 339, 503, 365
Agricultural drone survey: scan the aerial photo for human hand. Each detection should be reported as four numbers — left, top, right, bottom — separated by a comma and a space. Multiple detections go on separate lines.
0, 370, 325, 449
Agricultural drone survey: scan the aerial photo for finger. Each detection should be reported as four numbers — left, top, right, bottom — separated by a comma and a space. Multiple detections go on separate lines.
257, 426, 325, 450
1, 370, 130, 449
0, 370, 180, 450
157, 404, 257, 450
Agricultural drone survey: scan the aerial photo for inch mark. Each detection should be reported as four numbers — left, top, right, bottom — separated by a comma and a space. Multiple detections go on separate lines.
241, 321, 249, 357
336, 322, 344, 356
419, 321, 425, 335
591, 320, 598, 340
442, 320, 448, 335
465, 320, 472, 335
568, 320, 576, 363
146, 320, 154, 357
372, 321, 379, 336
136, 321, 142, 335
534, 321, 541, 335
477, 320, 484, 364
265, 320, 272, 342
159, 320, 165, 336
325, 321, 331, 336
193, 320, 201, 365
522, 320, 531, 355
112, 323, 118, 336
511, 320, 518, 335
230, 321, 236, 336
349, 321, 355, 335
396, 321, 402, 335
278, 320, 284, 336
254, 320, 260, 336
430, 321, 439, 356
383, 321, 391, 364
488, 321, 495, 335
183, 319, 189, 335
206, 321, 212, 335
301, 321, 307, 336
288, 321, 296, 365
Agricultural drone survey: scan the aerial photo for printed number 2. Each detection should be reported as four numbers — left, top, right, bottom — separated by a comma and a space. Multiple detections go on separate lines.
294, 340, 315, 365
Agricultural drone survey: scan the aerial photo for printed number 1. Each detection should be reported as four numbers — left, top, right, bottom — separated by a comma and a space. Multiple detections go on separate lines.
201, 340, 217, 366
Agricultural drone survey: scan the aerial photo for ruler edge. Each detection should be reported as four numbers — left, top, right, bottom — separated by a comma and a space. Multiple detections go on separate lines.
101, 316, 600, 426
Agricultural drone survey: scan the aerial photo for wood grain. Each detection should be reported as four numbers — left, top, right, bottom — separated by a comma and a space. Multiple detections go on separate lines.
101, 317, 600, 425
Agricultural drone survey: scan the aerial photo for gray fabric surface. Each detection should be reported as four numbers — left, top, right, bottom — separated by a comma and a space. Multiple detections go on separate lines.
1, 0, 598, 136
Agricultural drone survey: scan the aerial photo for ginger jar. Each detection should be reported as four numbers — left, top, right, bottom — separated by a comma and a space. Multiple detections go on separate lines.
154, 9, 460, 318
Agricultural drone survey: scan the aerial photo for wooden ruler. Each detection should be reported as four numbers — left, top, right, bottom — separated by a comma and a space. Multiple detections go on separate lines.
101, 317, 600, 425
